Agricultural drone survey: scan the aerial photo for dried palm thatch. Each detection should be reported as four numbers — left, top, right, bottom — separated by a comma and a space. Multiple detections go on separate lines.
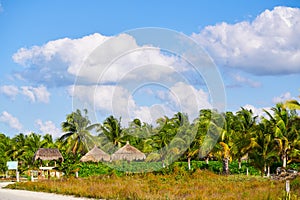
111, 141, 146, 161
33, 148, 64, 161
80, 145, 110, 162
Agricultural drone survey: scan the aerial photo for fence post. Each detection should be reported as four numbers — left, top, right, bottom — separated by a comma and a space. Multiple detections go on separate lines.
286, 180, 290, 200
16, 171, 19, 182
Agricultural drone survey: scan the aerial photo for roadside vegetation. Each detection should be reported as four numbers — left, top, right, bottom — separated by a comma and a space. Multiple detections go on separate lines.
6, 169, 300, 200
1, 98, 300, 199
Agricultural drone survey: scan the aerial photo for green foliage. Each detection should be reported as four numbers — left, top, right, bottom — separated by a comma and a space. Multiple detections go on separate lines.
0, 105, 300, 179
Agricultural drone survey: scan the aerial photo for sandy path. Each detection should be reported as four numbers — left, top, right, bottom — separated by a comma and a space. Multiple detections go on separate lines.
0, 182, 94, 200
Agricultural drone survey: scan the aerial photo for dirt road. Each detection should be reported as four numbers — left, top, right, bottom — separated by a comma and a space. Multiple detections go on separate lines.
0, 182, 92, 200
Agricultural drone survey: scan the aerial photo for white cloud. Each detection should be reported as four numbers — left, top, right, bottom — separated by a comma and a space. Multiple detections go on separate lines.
273, 92, 293, 104
21, 85, 50, 103
69, 85, 136, 119
12, 33, 180, 87
0, 84, 50, 103
0, 111, 23, 131
35, 119, 61, 138
164, 82, 212, 120
13, 33, 108, 87
192, 6, 300, 75
0, 85, 19, 99
231, 74, 261, 88
69, 82, 212, 125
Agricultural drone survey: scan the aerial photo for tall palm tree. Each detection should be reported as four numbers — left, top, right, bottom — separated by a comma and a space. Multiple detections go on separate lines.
0, 133, 10, 172
249, 119, 278, 176
6, 133, 27, 161
231, 108, 258, 169
60, 109, 100, 155
264, 104, 300, 168
284, 93, 300, 110
98, 115, 125, 149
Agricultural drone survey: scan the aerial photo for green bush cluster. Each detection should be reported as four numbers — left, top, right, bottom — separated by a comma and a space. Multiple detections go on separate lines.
76, 160, 262, 177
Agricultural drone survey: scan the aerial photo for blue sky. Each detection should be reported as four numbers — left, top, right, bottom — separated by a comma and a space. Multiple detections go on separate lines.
0, 1, 300, 138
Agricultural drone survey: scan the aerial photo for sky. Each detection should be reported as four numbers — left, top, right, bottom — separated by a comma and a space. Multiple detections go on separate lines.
0, 1, 300, 138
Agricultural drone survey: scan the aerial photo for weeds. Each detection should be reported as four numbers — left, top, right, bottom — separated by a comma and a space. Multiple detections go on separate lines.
6, 169, 294, 200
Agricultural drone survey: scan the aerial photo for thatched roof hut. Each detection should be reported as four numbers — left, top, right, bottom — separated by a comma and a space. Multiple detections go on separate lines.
33, 148, 64, 161
111, 141, 146, 161
80, 145, 110, 162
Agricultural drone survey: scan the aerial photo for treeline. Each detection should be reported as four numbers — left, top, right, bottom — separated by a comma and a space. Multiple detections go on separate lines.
0, 101, 300, 176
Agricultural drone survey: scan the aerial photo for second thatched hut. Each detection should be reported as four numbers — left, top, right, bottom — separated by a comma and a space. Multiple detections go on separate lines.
111, 141, 146, 161
80, 145, 110, 162
33, 148, 64, 162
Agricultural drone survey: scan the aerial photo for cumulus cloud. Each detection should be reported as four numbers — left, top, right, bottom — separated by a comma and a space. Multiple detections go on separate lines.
229, 74, 261, 88
273, 92, 293, 104
0, 85, 19, 99
0, 84, 50, 103
13, 33, 108, 87
0, 111, 23, 131
12, 33, 180, 87
192, 6, 300, 75
158, 82, 212, 120
21, 85, 50, 103
69, 82, 212, 125
35, 119, 61, 138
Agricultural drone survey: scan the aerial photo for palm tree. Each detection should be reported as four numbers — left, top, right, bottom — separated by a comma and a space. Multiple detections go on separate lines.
249, 119, 278, 176
284, 93, 300, 110
231, 108, 258, 169
60, 109, 100, 155
0, 133, 10, 172
264, 104, 300, 168
98, 115, 125, 149
6, 133, 27, 161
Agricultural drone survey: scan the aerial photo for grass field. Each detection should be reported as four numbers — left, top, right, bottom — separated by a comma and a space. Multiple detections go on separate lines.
5, 169, 300, 200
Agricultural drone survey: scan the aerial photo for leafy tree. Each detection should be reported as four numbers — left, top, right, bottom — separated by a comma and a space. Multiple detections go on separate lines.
265, 104, 300, 168
98, 115, 126, 151
60, 109, 99, 155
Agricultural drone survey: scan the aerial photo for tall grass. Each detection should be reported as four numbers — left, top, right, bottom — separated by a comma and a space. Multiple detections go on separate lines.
6, 169, 297, 200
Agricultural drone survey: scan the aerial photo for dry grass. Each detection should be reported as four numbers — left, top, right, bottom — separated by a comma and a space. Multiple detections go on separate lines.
6, 170, 297, 200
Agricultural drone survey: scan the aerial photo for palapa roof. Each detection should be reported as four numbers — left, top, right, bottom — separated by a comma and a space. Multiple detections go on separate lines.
111, 141, 146, 161
80, 145, 110, 162
33, 148, 64, 161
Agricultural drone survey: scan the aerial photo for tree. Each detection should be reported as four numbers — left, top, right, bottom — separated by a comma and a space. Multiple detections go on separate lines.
0, 133, 10, 173
60, 109, 99, 155
284, 93, 300, 110
249, 119, 278, 176
99, 115, 125, 149
231, 108, 258, 169
264, 104, 300, 168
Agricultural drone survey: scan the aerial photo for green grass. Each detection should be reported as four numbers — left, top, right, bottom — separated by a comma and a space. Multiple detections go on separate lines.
6, 170, 298, 200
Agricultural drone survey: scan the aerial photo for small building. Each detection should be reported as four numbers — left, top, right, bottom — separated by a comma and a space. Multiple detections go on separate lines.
33, 148, 64, 180
80, 145, 110, 162
111, 141, 146, 161
33, 148, 64, 163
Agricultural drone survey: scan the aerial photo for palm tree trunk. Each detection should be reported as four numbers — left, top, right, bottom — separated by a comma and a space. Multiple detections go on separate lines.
205, 157, 209, 164
282, 153, 287, 168
238, 158, 242, 169
188, 157, 191, 170
223, 157, 229, 175
267, 165, 270, 177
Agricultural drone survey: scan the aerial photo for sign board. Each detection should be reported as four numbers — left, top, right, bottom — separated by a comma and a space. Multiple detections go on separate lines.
7, 161, 18, 170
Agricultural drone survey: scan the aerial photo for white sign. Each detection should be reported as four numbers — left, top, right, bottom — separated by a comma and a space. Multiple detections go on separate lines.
7, 161, 18, 170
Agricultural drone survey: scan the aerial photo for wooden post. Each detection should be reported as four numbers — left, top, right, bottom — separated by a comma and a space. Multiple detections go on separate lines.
16, 171, 19, 182
31, 171, 34, 182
